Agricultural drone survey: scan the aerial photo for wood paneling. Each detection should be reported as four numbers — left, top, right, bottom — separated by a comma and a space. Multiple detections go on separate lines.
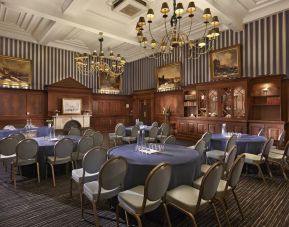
0, 89, 47, 128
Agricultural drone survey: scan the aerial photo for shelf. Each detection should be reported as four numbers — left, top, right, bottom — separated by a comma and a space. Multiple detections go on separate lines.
252, 95, 280, 98
184, 105, 197, 107
252, 104, 280, 106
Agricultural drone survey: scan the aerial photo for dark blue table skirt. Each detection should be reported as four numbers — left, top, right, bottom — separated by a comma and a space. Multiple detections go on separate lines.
0, 127, 50, 139
210, 134, 267, 154
33, 136, 80, 178
108, 144, 201, 189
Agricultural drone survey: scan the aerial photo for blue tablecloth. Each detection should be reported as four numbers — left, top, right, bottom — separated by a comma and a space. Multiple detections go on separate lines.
108, 144, 201, 189
33, 136, 80, 178
0, 127, 50, 139
210, 134, 266, 154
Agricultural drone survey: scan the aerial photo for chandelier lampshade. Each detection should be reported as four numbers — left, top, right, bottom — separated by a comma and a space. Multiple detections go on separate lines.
75, 32, 126, 76
136, 0, 220, 59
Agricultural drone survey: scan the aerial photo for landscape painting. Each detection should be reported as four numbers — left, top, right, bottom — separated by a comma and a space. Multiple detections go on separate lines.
98, 72, 121, 94
157, 63, 181, 92
62, 98, 82, 114
210, 44, 241, 80
0, 55, 32, 88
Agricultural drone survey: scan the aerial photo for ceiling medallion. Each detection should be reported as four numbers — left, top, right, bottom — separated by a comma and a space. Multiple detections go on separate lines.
136, 0, 220, 59
75, 32, 126, 76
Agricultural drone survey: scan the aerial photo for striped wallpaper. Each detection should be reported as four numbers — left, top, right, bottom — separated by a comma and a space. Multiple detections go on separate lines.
124, 10, 289, 94
0, 37, 101, 93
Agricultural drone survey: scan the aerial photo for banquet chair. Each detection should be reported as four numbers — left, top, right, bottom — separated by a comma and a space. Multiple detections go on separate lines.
206, 134, 237, 164
151, 121, 158, 127
70, 147, 107, 202
72, 136, 94, 168
257, 128, 265, 137
109, 123, 126, 146
46, 138, 74, 187
270, 129, 286, 155
267, 140, 289, 180
12, 139, 40, 189
193, 154, 246, 224
122, 125, 138, 144
92, 131, 104, 147
157, 123, 170, 141
145, 126, 159, 143
68, 127, 82, 136
202, 146, 237, 178
3, 125, 16, 130
165, 162, 224, 227
162, 135, 176, 144
9, 133, 25, 143
189, 132, 212, 150
83, 128, 95, 136
82, 157, 128, 226
0, 137, 18, 172
243, 138, 274, 183
116, 163, 172, 227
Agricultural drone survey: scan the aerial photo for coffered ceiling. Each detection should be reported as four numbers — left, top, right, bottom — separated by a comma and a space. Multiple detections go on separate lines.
0, 0, 288, 62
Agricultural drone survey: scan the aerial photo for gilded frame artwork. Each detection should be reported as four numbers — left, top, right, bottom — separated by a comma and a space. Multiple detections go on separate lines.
0, 55, 32, 88
209, 44, 241, 80
156, 63, 181, 92
62, 98, 82, 115
98, 72, 122, 94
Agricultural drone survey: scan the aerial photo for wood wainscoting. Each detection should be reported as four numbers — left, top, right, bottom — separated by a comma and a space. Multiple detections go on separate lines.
0, 88, 47, 128
92, 94, 132, 132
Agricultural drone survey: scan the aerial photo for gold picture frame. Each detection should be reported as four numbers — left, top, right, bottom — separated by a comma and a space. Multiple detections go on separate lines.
0, 55, 32, 88
98, 72, 122, 94
209, 44, 241, 80
62, 98, 82, 115
156, 63, 181, 92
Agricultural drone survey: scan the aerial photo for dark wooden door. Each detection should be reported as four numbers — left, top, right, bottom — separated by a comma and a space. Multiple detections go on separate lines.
139, 99, 151, 125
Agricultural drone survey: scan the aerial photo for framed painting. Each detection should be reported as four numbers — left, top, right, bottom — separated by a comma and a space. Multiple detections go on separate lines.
209, 44, 241, 80
156, 63, 181, 92
98, 72, 121, 94
0, 55, 32, 88
62, 98, 82, 114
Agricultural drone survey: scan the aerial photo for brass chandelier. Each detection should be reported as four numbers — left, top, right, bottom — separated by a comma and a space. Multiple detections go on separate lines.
75, 32, 126, 76
136, 0, 220, 59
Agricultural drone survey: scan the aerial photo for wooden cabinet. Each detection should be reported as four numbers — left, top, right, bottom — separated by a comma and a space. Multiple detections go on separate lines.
176, 76, 287, 141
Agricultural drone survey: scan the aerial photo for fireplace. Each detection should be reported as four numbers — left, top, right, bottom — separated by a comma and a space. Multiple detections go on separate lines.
53, 114, 91, 130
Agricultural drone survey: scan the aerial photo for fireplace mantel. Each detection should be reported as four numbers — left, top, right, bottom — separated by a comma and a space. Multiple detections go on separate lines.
53, 114, 91, 129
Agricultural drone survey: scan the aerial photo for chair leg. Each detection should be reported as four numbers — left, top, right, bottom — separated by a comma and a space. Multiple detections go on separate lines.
70, 178, 73, 198
13, 165, 16, 189
187, 212, 198, 227
218, 199, 231, 227
50, 164, 56, 187
280, 163, 288, 180
71, 161, 75, 170
124, 211, 130, 226
92, 200, 100, 227
133, 214, 142, 227
81, 192, 85, 220
223, 197, 229, 210
163, 203, 172, 227
36, 162, 40, 183
256, 164, 266, 183
211, 202, 222, 227
232, 189, 244, 220
265, 161, 273, 178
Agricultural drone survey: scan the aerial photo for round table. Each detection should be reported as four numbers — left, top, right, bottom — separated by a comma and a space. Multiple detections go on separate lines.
108, 144, 201, 189
210, 134, 267, 154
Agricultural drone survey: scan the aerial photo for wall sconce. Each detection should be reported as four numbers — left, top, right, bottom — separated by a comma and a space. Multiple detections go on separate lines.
126, 104, 130, 109
201, 95, 205, 100
262, 87, 269, 95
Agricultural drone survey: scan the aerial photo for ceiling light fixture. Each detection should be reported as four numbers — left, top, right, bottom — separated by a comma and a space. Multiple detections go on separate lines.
136, 0, 220, 59
75, 32, 126, 76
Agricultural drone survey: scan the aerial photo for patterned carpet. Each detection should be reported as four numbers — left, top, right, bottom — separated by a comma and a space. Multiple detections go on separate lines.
1, 163, 289, 227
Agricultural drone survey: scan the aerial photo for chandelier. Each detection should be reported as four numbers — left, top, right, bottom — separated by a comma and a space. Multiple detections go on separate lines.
136, 0, 220, 59
75, 32, 126, 76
